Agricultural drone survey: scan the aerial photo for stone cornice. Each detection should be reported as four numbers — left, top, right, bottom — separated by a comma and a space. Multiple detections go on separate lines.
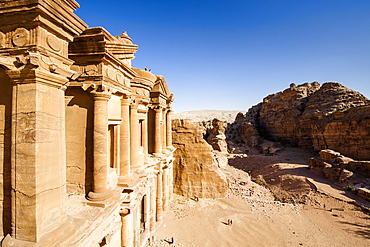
0, 0, 87, 39
69, 27, 138, 81
130, 68, 157, 90
6, 68, 69, 90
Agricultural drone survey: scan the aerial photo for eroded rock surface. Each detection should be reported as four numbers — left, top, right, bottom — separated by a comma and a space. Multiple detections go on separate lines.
172, 119, 229, 198
232, 82, 370, 160
309, 149, 370, 185
202, 118, 228, 153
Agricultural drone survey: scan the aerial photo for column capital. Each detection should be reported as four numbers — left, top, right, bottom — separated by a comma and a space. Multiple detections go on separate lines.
130, 102, 138, 109
91, 91, 111, 101
119, 207, 131, 216
120, 95, 131, 105
6, 68, 70, 90
153, 106, 163, 113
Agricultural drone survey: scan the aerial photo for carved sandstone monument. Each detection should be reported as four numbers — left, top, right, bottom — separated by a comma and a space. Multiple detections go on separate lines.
231, 82, 370, 160
0, 1, 174, 246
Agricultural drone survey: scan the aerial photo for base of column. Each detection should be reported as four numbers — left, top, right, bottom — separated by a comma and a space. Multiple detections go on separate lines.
87, 189, 114, 202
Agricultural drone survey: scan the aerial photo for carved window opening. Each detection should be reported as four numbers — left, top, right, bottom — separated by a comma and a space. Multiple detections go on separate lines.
139, 119, 144, 147
108, 124, 118, 168
140, 195, 147, 233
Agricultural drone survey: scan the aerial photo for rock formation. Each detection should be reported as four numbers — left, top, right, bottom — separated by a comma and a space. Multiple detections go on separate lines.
231, 82, 370, 160
172, 119, 229, 198
309, 149, 370, 190
309, 150, 354, 183
202, 118, 228, 153
173, 110, 240, 123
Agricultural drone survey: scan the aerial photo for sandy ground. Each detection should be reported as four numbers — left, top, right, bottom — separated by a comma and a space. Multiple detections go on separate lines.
147, 148, 370, 247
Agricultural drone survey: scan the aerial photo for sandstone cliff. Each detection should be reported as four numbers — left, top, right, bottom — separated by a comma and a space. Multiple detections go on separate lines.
231, 82, 370, 160
173, 110, 241, 123
172, 119, 229, 198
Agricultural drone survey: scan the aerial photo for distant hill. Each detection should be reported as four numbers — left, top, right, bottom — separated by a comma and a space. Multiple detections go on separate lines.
173, 110, 243, 123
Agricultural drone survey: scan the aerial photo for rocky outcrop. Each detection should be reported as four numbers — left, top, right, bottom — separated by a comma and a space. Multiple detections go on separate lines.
233, 82, 370, 160
172, 119, 229, 198
202, 118, 228, 153
309, 149, 370, 186
309, 150, 354, 183
173, 110, 240, 123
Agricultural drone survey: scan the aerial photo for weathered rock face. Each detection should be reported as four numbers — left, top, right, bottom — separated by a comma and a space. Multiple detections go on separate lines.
172, 119, 229, 198
309, 149, 370, 185
309, 150, 354, 183
233, 82, 370, 160
202, 118, 228, 153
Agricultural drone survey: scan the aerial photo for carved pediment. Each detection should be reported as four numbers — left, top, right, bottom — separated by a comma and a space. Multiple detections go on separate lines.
151, 75, 171, 98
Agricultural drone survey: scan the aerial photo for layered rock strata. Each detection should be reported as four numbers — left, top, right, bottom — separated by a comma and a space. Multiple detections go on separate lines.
309, 149, 370, 184
202, 118, 228, 153
232, 82, 370, 160
172, 119, 229, 198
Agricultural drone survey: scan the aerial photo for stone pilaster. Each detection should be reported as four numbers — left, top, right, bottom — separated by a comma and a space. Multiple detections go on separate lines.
149, 177, 157, 233
142, 114, 148, 156
156, 171, 163, 222
154, 107, 162, 154
120, 208, 133, 247
162, 168, 169, 211
168, 164, 174, 201
162, 108, 167, 151
6, 70, 68, 242
130, 103, 139, 170
120, 97, 131, 177
87, 91, 112, 201
166, 109, 173, 149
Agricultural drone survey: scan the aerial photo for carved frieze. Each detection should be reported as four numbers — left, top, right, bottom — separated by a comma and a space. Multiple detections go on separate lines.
0, 31, 5, 47
46, 35, 62, 52
85, 64, 99, 76
103, 65, 130, 88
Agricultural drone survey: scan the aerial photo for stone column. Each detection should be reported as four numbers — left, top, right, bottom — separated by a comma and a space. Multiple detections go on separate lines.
162, 108, 167, 151
149, 177, 157, 233
162, 168, 169, 211
120, 208, 133, 247
130, 103, 139, 170
166, 110, 173, 149
142, 113, 148, 156
168, 164, 174, 200
154, 107, 162, 154
156, 171, 163, 221
120, 97, 130, 177
88, 91, 112, 201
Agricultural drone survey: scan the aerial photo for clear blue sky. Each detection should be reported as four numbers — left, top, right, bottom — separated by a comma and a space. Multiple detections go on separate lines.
75, 0, 370, 112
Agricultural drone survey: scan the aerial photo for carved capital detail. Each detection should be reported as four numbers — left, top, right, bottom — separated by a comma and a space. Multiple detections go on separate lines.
12, 28, 29, 47
119, 207, 130, 216
14, 52, 81, 80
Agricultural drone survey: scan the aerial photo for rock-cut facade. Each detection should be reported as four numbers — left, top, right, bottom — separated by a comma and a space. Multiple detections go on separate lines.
0, 1, 175, 246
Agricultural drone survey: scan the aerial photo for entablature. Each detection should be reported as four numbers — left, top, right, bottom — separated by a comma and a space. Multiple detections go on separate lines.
69, 27, 138, 66
0, 0, 87, 42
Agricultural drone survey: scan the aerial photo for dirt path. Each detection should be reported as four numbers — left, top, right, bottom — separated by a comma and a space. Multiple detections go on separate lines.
147, 148, 370, 247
